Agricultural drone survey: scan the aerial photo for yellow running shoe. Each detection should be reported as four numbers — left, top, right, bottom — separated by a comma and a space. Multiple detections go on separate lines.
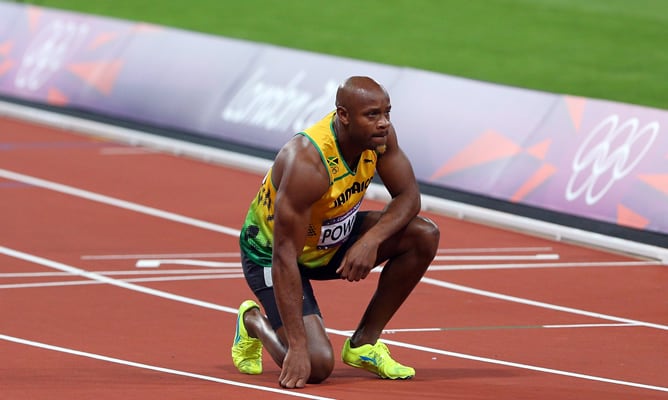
231, 300, 263, 374
341, 338, 415, 379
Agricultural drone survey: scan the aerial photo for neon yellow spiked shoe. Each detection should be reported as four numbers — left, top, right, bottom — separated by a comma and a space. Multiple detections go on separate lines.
341, 338, 415, 379
231, 300, 263, 374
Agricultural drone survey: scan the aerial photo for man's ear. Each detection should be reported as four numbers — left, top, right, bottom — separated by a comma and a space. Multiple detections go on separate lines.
336, 106, 349, 125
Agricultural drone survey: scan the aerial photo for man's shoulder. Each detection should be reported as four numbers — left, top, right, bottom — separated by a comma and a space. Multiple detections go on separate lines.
275, 136, 329, 187
282, 134, 320, 160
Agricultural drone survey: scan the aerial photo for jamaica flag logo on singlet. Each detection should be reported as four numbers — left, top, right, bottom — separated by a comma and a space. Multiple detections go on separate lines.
327, 156, 339, 174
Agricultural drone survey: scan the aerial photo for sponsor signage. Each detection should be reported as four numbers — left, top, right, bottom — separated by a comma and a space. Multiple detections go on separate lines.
1, 3, 666, 236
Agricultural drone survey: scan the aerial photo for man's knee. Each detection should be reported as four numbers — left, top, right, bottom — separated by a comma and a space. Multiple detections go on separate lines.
412, 216, 440, 255
307, 348, 334, 383
303, 315, 335, 384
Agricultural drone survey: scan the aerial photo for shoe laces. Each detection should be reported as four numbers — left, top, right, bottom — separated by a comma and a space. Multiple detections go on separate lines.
235, 337, 261, 354
368, 342, 391, 366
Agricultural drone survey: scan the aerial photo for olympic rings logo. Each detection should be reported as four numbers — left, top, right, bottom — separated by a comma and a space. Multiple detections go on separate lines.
565, 115, 659, 205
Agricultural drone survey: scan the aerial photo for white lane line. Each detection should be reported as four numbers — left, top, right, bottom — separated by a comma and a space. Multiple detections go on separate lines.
341, 323, 641, 334
0, 168, 240, 236
326, 329, 668, 393
545, 323, 642, 329
0, 334, 334, 400
420, 277, 668, 331
2, 245, 666, 393
434, 254, 559, 261
4, 260, 656, 279
83, 249, 553, 260
0, 268, 242, 278
0, 274, 244, 289
427, 260, 660, 271
0, 246, 238, 313
136, 259, 240, 268
438, 247, 553, 253
81, 252, 241, 260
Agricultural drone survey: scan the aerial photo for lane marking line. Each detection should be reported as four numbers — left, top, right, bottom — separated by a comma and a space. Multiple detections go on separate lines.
327, 328, 668, 393
86, 249, 557, 262
0, 268, 242, 278
6, 260, 658, 278
420, 277, 668, 331
2, 245, 666, 393
81, 252, 241, 260
427, 260, 660, 271
342, 323, 642, 334
0, 245, 238, 314
0, 168, 240, 236
136, 259, 240, 268
0, 274, 244, 289
437, 247, 553, 253
544, 323, 642, 329
0, 334, 334, 400
434, 254, 559, 261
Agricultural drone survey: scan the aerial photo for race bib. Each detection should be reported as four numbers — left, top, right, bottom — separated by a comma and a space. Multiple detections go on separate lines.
318, 201, 361, 249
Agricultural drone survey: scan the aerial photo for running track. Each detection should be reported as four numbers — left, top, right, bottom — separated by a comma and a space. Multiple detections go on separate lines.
1, 114, 666, 399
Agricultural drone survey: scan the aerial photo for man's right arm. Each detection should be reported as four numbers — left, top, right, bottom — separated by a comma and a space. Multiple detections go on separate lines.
271, 136, 329, 388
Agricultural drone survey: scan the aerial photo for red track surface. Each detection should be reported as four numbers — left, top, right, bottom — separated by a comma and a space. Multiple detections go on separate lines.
1, 116, 666, 399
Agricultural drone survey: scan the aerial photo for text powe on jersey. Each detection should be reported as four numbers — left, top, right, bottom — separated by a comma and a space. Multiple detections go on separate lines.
318, 201, 361, 249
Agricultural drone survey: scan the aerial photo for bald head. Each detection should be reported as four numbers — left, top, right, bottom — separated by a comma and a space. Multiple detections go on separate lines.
335, 76, 388, 110
332, 76, 392, 154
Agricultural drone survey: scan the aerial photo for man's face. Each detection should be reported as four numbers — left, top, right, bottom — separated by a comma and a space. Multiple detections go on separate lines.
348, 89, 391, 151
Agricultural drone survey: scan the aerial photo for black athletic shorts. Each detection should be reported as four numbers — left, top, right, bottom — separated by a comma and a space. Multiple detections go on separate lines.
240, 211, 368, 330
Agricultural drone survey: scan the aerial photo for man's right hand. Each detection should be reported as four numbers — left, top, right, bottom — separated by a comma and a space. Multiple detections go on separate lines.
279, 346, 311, 389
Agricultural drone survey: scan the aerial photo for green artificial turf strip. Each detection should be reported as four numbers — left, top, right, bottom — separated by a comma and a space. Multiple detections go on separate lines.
23, 0, 668, 109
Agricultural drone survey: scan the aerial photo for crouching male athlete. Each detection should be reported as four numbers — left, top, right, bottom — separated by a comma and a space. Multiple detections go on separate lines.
233, 76, 440, 388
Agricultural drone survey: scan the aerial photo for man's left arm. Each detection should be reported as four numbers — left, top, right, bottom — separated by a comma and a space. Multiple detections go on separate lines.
336, 126, 421, 280
367, 125, 421, 242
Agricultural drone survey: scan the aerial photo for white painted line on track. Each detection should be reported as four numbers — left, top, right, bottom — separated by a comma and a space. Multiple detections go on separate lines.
427, 260, 660, 271
136, 259, 240, 268
434, 254, 559, 261
544, 323, 642, 329
0, 334, 335, 400
0, 274, 245, 289
437, 247, 553, 253
2, 245, 666, 393
326, 328, 668, 393
10, 260, 655, 276
339, 322, 642, 334
81, 252, 241, 260
85, 249, 553, 260
0, 245, 238, 313
420, 277, 668, 331
0, 268, 242, 278
0, 168, 240, 237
